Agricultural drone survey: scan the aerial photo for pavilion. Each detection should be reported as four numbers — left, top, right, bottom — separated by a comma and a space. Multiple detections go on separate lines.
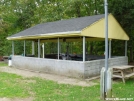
7, 13, 129, 78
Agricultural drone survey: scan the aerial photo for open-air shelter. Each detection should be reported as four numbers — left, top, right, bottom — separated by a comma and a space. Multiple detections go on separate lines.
7, 14, 129, 78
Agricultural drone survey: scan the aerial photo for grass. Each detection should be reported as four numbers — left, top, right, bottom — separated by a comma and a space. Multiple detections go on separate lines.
0, 72, 101, 101
0, 62, 8, 67
0, 72, 30, 98
0, 73, 134, 101
112, 78, 134, 98
30, 78, 100, 101
0, 63, 134, 101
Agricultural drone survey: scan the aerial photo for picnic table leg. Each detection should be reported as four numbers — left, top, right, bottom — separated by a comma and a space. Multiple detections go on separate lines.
121, 71, 125, 83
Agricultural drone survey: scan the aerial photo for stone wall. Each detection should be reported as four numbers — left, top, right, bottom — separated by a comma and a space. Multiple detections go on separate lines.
12, 56, 84, 78
12, 56, 128, 78
84, 56, 128, 78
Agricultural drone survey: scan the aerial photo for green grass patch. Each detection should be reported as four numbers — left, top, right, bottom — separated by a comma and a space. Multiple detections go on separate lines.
0, 72, 30, 98
0, 62, 8, 67
29, 77, 100, 101
0, 71, 134, 101
113, 78, 134, 98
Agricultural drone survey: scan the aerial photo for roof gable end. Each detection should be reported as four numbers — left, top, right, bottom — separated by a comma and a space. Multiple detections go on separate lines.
81, 14, 129, 40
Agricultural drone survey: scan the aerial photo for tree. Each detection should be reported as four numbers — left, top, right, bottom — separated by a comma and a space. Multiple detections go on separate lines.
108, 0, 134, 61
1, 0, 134, 60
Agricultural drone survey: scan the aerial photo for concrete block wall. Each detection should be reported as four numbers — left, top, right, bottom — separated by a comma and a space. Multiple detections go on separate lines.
12, 56, 85, 78
84, 56, 128, 78
12, 56, 128, 78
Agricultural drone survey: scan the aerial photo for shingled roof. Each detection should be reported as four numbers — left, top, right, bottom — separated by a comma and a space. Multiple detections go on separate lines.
7, 14, 129, 40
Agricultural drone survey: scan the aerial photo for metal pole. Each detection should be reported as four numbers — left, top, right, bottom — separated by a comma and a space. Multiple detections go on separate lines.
38, 39, 40, 58
58, 38, 60, 60
58, 38, 60, 59
104, 0, 109, 92
24, 40, 26, 56
44, 43, 45, 58
109, 39, 111, 58
42, 43, 45, 58
32, 41, 35, 55
83, 36, 85, 62
59, 42, 61, 54
125, 41, 127, 56
12, 41, 14, 55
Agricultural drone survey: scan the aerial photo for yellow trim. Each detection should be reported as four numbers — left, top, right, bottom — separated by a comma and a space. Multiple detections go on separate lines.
81, 14, 129, 40
7, 33, 81, 40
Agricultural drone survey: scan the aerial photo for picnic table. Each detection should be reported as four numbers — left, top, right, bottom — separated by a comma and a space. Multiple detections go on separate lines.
112, 65, 134, 83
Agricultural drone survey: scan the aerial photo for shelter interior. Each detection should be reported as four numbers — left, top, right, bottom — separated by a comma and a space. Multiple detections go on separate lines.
13, 36, 126, 61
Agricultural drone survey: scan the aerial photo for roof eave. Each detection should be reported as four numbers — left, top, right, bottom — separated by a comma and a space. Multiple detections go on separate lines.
7, 31, 81, 40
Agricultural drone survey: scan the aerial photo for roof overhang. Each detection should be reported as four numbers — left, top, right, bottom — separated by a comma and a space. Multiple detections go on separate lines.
7, 31, 81, 40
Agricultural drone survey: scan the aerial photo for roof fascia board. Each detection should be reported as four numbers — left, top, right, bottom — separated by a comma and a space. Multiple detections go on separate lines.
7, 31, 81, 40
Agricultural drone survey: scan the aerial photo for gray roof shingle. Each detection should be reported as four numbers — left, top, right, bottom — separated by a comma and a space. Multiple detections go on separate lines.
8, 14, 105, 39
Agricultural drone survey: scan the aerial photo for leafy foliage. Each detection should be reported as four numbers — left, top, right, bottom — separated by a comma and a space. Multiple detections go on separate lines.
108, 0, 134, 61
0, 0, 134, 61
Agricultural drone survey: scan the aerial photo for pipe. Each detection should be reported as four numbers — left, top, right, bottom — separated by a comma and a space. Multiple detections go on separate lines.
83, 36, 86, 62
104, 0, 109, 92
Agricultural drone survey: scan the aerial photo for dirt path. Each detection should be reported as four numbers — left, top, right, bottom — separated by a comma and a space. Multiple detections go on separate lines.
0, 66, 97, 87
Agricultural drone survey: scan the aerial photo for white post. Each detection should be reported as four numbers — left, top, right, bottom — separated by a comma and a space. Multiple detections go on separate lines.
83, 36, 85, 62
109, 39, 111, 58
58, 38, 60, 60
38, 39, 40, 58
106, 68, 112, 98
12, 41, 14, 55
24, 40, 26, 56
100, 67, 112, 100
100, 67, 105, 100
42, 43, 45, 58
32, 41, 35, 55
125, 41, 127, 56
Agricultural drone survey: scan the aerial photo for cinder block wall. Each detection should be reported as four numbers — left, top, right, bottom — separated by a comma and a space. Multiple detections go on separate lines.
12, 56, 85, 78
84, 56, 128, 78
12, 56, 128, 78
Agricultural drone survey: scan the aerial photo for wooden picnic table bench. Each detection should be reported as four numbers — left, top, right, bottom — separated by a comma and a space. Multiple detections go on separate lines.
112, 65, 134, 83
